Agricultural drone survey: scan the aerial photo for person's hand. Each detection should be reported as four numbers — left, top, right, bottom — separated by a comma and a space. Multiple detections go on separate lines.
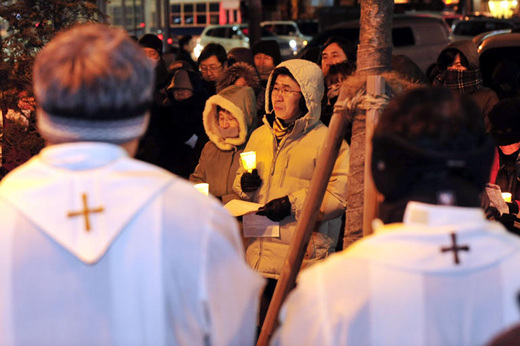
507, 201, 519, 214
256, 196, 291, 221
241, 169, 262, 192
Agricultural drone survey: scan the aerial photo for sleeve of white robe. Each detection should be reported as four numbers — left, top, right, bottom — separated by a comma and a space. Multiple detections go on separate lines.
201, 202, 265, 346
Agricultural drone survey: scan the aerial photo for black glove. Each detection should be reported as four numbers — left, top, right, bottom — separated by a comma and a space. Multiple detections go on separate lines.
507, 201, 519, 215
498, 213, 518, 232
241, 169, 262, 192
256, 196, 291, 222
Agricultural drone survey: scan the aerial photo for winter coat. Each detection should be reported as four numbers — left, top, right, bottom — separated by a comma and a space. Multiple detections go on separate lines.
233, 59, 350, 279
136, 69, 209, 178
190, 85, 257, 203
437, 40, 499, 132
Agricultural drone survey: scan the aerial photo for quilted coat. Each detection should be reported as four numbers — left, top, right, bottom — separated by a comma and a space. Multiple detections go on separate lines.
233, 59, 350, 279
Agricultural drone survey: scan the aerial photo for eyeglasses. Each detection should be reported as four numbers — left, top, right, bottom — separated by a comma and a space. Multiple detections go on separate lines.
199, 64, 222, 72
272, 86, 301, 97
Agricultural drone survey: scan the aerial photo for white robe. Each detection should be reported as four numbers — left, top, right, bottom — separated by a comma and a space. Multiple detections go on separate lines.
0, 142, 264, 346
274, 202, 520, 346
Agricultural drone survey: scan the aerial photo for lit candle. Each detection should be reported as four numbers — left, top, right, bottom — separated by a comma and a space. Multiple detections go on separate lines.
194, 183, 209, 196
240, 151, 256, 173
502, 192, 512, 203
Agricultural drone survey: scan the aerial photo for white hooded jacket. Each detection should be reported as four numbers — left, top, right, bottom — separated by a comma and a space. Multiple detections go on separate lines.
233, 59, 350, 279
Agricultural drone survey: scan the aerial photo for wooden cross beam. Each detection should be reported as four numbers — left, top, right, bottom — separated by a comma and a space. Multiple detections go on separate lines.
67, 193, 104, 232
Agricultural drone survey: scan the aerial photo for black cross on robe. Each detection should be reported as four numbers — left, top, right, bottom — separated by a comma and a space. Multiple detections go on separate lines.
440, 232, 470, 265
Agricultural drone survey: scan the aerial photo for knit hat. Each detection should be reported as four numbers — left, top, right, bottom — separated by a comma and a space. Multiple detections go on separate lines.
228, 47, 254, 66
168, 69, 193, 91
252, 40, 282, 66
489, 98, 520, 146
138, 34, 162, 56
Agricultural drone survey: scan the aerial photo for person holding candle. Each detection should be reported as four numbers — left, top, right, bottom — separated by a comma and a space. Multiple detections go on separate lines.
233, 59, 350, 323
190, 85, 257, 204
485, 97, 520, 234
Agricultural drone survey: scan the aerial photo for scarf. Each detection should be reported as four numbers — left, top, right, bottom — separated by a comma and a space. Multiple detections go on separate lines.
272, 117, 294, 141
433, 69, 483, 95
219, 126, 239, 139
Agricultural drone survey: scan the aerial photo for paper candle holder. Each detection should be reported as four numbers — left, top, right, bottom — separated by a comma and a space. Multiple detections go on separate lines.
240, 151, 256, 173
194, 183, 209, 196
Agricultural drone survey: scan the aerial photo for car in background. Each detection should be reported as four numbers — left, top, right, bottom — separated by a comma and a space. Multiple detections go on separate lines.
451, 17, 515, 41
299, 13, 452, 73
195, 24, 294, 60
472, 29, 520, 94
261, 20, 312, 55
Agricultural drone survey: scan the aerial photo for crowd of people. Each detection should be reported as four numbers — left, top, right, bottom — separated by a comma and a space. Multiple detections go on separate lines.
1, 22, 520, 345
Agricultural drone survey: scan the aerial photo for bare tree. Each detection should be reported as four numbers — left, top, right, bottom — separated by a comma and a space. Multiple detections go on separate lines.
0, 0, 107, 178
343, 0, 394, 248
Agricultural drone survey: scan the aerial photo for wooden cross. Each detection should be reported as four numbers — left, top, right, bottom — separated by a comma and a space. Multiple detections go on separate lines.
67, 193, 104, 232
440, 232, 470, 265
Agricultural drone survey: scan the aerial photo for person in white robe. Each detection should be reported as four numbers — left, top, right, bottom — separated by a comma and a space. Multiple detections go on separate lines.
0, 23, 264, 346
273, 87, 520, 346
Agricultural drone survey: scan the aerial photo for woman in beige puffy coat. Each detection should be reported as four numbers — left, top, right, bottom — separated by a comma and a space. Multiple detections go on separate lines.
190, 85, 257, 203
233, 59, 350, 279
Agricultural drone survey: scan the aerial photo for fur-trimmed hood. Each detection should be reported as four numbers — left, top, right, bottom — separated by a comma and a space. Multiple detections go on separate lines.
216, 62, 261, 93
265, 59, 324, 132
203, 85, 257, 151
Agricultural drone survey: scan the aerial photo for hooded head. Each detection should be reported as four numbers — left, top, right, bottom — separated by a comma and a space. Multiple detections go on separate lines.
265, 59, 323, 129
203, 85, 257, 150
433, 40, 483, 94
167, 69, 194, 101
437, 40, 480, 71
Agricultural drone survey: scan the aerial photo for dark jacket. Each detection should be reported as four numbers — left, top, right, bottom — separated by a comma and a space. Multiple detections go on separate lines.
137, 70, 210, 178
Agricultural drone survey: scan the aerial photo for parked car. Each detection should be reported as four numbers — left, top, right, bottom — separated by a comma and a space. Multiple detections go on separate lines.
261, 20, 312, 55
299, 13, 452, 73
472, 29, 520, 95
195, 24, 294, 60
451, 17, 515, 41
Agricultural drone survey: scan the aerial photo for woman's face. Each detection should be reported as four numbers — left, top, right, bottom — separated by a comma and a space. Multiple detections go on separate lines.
218, 109, 239, 130
447, 54, 467, 71
271, 74, 303, 123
